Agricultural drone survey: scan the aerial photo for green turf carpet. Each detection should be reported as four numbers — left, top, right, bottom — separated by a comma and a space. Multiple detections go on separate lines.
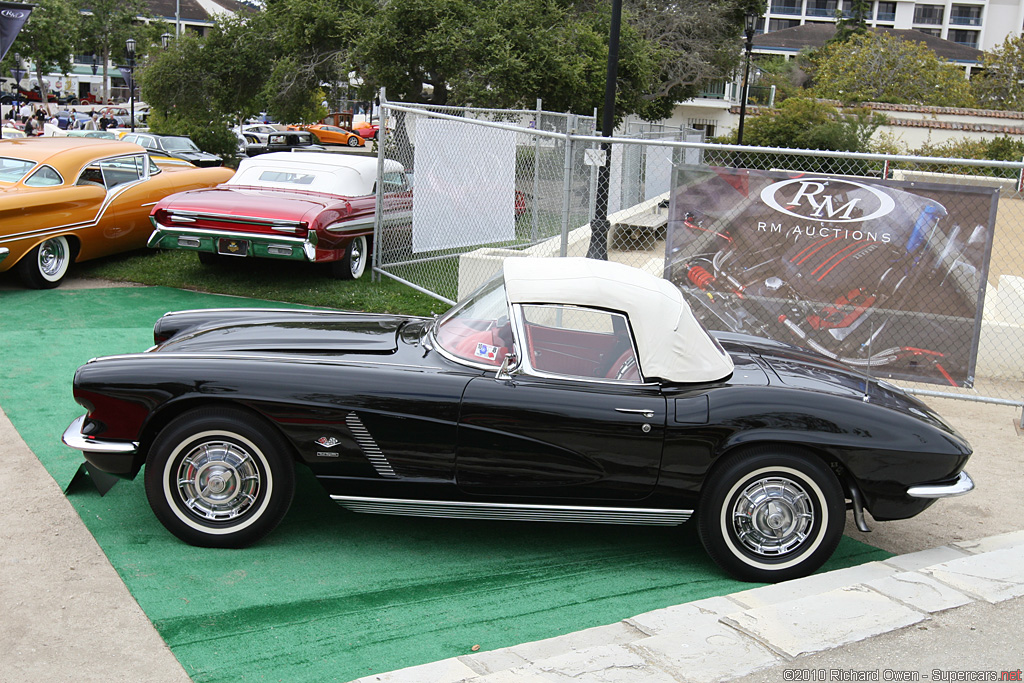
0, 286, 892, 682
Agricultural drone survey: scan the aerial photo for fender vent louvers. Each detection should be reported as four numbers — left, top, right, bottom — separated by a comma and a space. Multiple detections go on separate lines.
345, 412, 397, 477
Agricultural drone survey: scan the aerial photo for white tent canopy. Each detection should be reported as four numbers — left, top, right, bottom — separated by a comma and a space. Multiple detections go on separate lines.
503, 258, 734, 383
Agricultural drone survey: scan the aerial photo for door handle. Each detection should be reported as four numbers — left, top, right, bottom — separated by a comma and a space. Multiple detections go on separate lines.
615, 408, 655, 419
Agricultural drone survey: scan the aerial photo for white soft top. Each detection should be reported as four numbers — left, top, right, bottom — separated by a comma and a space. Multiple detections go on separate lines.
503, 257, 734, 383
227, 152, 403, 196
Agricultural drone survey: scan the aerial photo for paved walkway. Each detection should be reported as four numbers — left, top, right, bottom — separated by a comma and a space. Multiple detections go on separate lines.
357, 534, 1024, 682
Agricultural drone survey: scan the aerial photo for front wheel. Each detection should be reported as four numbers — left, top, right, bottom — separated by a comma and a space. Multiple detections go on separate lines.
144, 407, 296, 548
17, 235, 71, 289
347, 135, 361, 147
698, 448, 845, 583
330, 235, 368, 280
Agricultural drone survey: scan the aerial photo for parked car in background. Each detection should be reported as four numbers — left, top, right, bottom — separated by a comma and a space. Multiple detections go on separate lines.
1, 126, 26, 139
244, 130, 324, 156
61, 257, 974, 582
120, 132, 224, 167
293, 123, 365, 147
148, 152, 411, 279
237, 124, 279, 145
0, 138, 233, 288
352, 120, 379, 140
65, 130, 119, 140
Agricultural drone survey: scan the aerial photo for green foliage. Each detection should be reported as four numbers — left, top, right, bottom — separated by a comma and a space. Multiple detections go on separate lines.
812, 31, 974, 107
12, 0, 79, 94
139, 13, 276, 156
973, 34, 1024, 111
736, 97, 885, 173
750, 56, 804, 103
740, 97, 884, 151
830, 0, 871, 44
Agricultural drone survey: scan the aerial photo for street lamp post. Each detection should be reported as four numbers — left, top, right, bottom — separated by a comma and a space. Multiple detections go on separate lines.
161, 33, 172, 49
10, 53, 25, 115
736, 12, 758, 146
125, 38, 136, 132
585, 0, 623, 261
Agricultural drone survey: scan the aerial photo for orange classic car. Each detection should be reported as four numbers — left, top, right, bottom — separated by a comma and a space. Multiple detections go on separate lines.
0, 137, 233, 288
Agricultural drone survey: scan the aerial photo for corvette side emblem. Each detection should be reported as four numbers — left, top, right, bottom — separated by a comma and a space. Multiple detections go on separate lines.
315, 436, 340, 448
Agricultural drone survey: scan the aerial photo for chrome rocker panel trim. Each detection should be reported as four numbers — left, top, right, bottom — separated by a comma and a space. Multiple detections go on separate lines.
331, 495, 693, 526
907, 470, 974, 499
61, 415, 139, 455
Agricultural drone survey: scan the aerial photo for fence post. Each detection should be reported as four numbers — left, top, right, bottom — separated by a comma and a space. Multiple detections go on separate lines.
532, 97, 541, 243
559, 114, 576, 257
371, 87, 388, 283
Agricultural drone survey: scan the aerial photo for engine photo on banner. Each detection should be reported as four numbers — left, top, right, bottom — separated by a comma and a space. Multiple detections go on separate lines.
665, 166, 999, 388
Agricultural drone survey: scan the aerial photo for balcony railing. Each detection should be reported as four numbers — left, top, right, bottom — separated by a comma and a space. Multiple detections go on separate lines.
806, 7, 837, 16
876, 11, 895, 21
770, 3, 804, 16
949, 15, 982, 26
698, 81, 728, 100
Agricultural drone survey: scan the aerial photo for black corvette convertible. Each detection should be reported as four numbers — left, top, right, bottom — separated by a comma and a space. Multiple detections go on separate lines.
62, 257, 973, 582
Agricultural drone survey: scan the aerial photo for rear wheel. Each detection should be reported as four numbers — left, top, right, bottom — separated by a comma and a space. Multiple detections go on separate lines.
330, 235, 368, 280
144, 407, 296, 548
17, 236, 71, 289
698, 448, 845, 583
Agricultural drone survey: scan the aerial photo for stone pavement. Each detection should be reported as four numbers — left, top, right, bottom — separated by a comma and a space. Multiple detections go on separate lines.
356, 532, 1024, 682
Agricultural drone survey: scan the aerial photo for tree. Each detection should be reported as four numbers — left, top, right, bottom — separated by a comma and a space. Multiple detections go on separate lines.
812, 31, 974, 107
139, 11, 276, 158
972, 34, 1024, 111
12, 0, 79, 112
741, 98, 883, 151
77, 0, 157, 104
829, 0, 870, 44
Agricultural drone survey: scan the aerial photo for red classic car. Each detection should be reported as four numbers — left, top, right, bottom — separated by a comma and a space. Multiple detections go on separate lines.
148, 152, 412, 279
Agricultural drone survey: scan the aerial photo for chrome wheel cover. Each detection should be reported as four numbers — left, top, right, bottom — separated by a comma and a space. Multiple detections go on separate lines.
349, 236, 366, 277
175, 440, 261, 522
39, 237, 68, 279
730, 475, 815, 557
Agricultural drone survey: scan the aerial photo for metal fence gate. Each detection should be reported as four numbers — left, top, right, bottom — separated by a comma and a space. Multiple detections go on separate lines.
373, 96, 1024, 409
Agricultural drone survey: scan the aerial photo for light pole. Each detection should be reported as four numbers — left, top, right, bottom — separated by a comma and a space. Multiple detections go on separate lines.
125, 38, 136, 132
161, 33, 172, 49
10, 53, 24, 115
585, 0, 623, 261
736, 12, 758, 146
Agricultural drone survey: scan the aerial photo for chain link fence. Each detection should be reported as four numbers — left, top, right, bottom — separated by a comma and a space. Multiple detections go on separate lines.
373, 98, 1024, 408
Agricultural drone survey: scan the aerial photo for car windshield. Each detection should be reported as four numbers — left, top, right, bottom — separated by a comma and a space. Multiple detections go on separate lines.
162, 137, 200, 152
433, 274, 511, 366
0, 157, 36, 183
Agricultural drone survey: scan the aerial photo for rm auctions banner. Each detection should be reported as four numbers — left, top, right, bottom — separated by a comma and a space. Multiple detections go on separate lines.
665, 166, 999, 388
0, 2, 33, 62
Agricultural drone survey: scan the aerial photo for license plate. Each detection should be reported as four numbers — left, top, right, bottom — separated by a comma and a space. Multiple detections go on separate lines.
217, 238, 249, 257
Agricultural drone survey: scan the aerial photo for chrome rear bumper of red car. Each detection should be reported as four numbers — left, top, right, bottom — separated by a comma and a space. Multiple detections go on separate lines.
148, 221, 317, 261
907, 470, 974, 498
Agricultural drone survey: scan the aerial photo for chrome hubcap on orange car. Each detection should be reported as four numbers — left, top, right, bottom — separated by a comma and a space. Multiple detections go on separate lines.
38, 238, 68, 278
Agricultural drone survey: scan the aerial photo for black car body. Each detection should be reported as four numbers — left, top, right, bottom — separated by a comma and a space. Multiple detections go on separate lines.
62, 258, 972, 582
120, 132, 223, 167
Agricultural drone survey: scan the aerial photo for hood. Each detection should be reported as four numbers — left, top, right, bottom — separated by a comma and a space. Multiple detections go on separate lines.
154, 311, 412, 355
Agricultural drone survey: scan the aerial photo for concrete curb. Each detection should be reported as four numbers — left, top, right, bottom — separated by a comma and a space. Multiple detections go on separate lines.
354, 531, 1024, 683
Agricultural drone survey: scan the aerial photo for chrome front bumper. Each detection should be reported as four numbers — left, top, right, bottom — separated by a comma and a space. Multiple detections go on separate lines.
907, 470, 974, 499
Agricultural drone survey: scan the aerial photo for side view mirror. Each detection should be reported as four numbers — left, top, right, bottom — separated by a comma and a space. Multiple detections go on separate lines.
495, 352, 517, 381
